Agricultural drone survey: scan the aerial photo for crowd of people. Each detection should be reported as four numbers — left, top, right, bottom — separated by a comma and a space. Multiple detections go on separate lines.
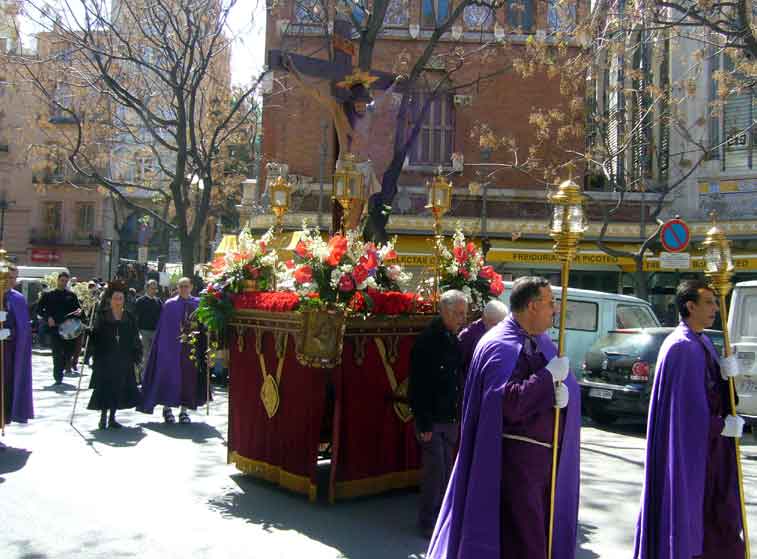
3, 271, 211, 436
0, 268, 749, 558
409, 277, 747, 559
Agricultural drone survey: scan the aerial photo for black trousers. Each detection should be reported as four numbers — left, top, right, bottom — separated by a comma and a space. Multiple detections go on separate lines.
50, 333, 75, 382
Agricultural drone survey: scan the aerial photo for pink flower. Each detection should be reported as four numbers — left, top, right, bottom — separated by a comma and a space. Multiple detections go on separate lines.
353, 264, 369, 284
479, 265, 495, 280
327, 235, 348, 266
338, 273, 356, 292
295, 241, 311, 258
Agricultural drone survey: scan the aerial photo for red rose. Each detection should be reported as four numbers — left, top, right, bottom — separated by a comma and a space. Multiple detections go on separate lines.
327, 235, 348, 266
348, 292, 365, 311
285, 259, 295, 269
479, 265, 495, 280
214, 290, 223, 300
461, 268, 470, 279
360, 251, 378, 271
466, 241, 477, 255
258, 241, 267, 255
453, 246, 467, 264
295, 240, 311, 258
294, 265, 313, 284
383, 249, 397, 261
490, 276, 504, 296
353, 264, 369, 284
338, 273, 355, 292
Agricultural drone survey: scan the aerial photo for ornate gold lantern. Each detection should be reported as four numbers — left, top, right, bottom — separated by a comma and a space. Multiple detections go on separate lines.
332, 153, 365, 231
426, 168, 452, 235
270, 175, 292, 229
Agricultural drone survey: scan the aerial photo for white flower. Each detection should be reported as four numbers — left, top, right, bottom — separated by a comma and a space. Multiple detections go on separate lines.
387, 264, 402, 281
330, 269, 342, 288
447, 264, 459, 276
462, 285, 473, 301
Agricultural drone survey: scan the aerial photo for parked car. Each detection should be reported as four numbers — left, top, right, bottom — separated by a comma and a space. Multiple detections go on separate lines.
728, 281, 757, 425
498, 283, 660, 378
580, 327, 725, 425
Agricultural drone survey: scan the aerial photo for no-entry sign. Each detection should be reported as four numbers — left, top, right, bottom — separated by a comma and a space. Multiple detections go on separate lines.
660, 219, 691, 253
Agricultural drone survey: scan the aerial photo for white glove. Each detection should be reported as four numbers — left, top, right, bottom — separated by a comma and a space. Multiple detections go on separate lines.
0, 328, 10, 341
721, 415, 745, 438
0, 311, 7, 322
554, 383, 569, 408
546, 356, 570, 383
719, 355, 741, 380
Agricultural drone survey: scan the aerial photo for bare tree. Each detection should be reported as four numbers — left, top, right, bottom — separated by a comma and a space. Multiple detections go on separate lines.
10, 0, 263, 276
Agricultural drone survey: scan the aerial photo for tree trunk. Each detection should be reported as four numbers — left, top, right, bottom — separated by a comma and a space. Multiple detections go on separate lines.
632, 257, 650, 301
180, 232, 197, 279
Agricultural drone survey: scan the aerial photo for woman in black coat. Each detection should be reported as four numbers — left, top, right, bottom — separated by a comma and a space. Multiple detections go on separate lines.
87, 281, 142, 429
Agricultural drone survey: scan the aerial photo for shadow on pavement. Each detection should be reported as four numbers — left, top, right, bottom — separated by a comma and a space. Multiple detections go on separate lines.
89, 425, 147, 448
0, 447, 31, 481
40, 382, 78, 393
209, 473, 428, 559
577, 522, 601, 559
141, 420, 224, 443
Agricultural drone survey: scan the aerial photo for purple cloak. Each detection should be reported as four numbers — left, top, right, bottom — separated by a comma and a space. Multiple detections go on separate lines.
139, 295, 206, 413
633, 322, 743, 559
458, 318, 487, 377
427, 316, 581, 559
4, 289, 33, 423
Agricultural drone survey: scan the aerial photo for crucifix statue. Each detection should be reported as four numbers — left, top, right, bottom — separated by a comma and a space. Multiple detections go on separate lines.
268, 16, 402, 232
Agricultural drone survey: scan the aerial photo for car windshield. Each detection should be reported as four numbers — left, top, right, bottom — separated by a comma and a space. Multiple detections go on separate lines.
615, 305, 659, 329
590, 331, 662, 359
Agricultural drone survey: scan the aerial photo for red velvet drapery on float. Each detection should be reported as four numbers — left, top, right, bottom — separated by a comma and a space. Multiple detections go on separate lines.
227, 309, 430, 502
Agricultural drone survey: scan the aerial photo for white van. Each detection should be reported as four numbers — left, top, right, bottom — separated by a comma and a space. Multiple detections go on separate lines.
15, 266, 70, 306
498, 282, 660, 378
726, 281, 757, 424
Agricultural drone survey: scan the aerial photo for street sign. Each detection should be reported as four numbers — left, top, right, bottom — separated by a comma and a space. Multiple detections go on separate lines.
30, 248, 60, 263
660, 218, 691, 253
660, 252, 691, 270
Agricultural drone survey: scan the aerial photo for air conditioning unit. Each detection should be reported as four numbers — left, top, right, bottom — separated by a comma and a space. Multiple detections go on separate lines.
453, 95, 472, 107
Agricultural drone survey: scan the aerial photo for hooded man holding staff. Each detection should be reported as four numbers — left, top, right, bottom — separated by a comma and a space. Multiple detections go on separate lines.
427, 276, 581, 559
634, 279, 746, 559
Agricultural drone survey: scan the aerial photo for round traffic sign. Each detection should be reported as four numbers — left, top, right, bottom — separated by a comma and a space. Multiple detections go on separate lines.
660, 218, 690, 253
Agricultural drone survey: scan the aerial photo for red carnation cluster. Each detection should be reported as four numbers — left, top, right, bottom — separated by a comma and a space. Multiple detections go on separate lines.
367, 290, 417, 315
233, 291, 301, 312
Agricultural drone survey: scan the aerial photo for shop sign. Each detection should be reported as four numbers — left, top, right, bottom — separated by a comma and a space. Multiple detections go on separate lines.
660, 252, 691, 270
31, 248, 60, 263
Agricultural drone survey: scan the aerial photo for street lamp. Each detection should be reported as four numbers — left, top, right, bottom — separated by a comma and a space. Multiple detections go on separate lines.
0, 248, 11, 435
332, 152, 365, 232
546, 175, 586, 559
701, 212, 750, 557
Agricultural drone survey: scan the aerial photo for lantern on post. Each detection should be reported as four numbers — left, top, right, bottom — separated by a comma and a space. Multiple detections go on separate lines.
701, 212, 750, 558
332, 153, 365, 232
426, 168, 453, 309
270, 175, 292, 230
0, 248, 10, 436
546, 175, 587, 559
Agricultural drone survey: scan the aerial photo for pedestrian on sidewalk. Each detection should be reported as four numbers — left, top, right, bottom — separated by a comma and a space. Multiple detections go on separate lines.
134, 280, 162, 384
1, 265, 34, 446
426, 276, 581, 558
138, 277, 209, 424
37, 272, 81, 384
408, 289, 467, 539
634, 279, 746, 559
87, 281, 142, 430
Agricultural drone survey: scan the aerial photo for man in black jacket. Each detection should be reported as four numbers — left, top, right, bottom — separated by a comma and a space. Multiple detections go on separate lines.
409, 289, 468, 538
37, 272, 81, 384
134, 279, 162, 383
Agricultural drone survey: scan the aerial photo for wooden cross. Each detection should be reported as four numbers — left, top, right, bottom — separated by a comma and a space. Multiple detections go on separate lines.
267, 17, 397, 232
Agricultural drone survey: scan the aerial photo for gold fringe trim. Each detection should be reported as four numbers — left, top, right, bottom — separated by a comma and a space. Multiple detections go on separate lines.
230, 451, 317, 502
333, 469, 421, 501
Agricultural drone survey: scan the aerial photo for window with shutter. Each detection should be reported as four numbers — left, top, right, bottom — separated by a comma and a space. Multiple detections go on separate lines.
408, 92, 455, 166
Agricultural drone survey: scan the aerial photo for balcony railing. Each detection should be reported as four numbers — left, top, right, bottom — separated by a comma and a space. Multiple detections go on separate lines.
30, 229, 103, 247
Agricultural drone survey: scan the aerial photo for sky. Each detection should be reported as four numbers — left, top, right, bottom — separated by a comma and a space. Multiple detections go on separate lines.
16, 0, 268, 86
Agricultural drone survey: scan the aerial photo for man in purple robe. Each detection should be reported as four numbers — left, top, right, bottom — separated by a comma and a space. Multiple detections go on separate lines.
634, 279, 746, 559
458, 299, 509, 377
428, 276, 581, 559
139, 277, 209, 424
1, 266, 34, 448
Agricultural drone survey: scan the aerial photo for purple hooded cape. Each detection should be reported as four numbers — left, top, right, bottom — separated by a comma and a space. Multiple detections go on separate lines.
427, 316, 581, 559
4, 289, 33, 423
633, 322, 740, 559
139, 295, 199, 413
458, 318, 487, 376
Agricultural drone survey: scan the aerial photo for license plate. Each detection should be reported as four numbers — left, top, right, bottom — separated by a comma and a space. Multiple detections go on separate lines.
738, 379, 757, 394
589, 388, 613, 400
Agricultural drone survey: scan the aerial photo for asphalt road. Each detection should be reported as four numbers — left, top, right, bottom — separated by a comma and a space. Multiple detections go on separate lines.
0, 353, 755, 558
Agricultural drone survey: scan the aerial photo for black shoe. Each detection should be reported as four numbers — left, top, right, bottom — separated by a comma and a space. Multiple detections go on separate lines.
108, 419, 123, 430
54, 379, 63, 386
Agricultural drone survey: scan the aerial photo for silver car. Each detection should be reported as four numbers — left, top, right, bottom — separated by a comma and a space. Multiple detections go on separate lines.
727, 280, 757, 424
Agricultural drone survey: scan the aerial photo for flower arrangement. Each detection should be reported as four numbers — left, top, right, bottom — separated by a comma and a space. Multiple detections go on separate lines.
208, 226, 279, 293
282, 221, 413, 312
436, 226, 504, 311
